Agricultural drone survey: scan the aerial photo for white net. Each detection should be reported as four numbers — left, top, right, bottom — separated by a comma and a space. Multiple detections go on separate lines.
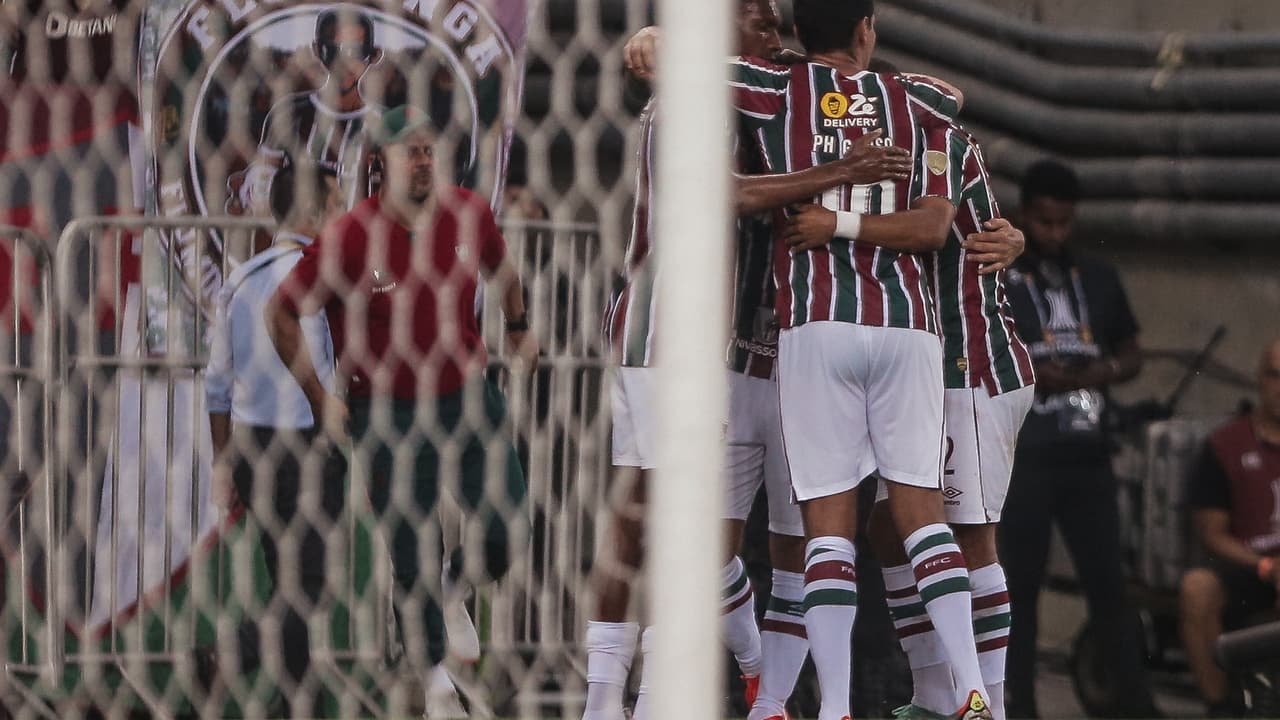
0, 0, 647, 718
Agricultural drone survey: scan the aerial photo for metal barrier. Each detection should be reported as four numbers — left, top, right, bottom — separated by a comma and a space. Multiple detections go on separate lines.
0, 225, 57, 710
0, 215, 620, 717
476, 220, 615, 717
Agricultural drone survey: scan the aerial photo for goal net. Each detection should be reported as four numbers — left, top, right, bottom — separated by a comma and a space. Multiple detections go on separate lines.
0, 0, 742, 718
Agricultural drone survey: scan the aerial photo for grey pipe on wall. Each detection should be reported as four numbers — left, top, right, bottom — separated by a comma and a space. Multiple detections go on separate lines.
882, 0, 1280, 64
878, 5, 1280, 111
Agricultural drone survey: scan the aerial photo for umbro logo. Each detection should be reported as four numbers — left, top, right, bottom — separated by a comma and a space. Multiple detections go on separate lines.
943, 487, 963, 499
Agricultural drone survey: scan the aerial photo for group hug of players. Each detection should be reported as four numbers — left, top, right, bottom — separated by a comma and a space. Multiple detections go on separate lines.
587, 2, 1038, 720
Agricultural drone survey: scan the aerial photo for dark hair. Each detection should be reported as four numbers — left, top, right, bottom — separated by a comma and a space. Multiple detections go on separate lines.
314, 8, 376, 68
269, 156, 336, 224
1021, 159, 1081, 205
793, 0, 874, 54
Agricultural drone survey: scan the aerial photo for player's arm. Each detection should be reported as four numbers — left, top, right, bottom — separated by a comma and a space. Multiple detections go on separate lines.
783, 197, 956, 254
735, 130, 911, 215
785, 119, 962, 253
622, 26, 789, 115
899, 73, 964, 118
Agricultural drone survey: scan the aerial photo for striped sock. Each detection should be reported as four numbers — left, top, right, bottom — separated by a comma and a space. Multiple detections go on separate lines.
803, 537, 857, 720
904, 524, 986, 711
722, 556, 764, 677
882, 562, 955, 715
750, 569, 808, 720
583, 620, 638, 720
971, 563, 1011, 720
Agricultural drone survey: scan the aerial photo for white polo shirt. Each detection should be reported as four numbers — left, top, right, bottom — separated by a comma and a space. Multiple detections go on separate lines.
204, 232, 335, 429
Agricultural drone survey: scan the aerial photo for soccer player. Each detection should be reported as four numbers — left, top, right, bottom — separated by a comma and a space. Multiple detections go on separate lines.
584, 5, 914, 720
730, 1, 994, 718
237, 7, 385, 215
787, 109, 1035, 719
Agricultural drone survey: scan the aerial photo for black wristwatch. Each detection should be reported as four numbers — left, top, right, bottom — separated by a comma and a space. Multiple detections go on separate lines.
505, 313, 530, 332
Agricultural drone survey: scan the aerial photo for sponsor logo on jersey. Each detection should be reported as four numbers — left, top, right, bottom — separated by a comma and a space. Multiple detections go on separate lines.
819, 92, 879, 129
955, 357, 969, 372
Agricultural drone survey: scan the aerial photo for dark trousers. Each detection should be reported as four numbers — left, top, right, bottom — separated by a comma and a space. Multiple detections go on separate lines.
998, 455, 1153, 716
350, 379, 527, 667
230, 424, 347, 693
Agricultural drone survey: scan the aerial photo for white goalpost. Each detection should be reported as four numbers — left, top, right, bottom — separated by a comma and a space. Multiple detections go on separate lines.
651, 1, 733, 719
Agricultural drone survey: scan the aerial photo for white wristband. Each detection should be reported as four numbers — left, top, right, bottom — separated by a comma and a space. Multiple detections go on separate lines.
834, 210, 863, 241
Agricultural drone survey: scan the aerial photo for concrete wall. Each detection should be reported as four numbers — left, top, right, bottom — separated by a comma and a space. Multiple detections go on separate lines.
977, 0, 1280, 32
1100, 250, 1278, 420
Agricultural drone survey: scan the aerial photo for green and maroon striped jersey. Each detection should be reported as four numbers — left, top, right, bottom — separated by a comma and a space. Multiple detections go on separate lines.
930, 131, 1036, 393
606, 101, 659, 368
732, 58, 963, 332
728, 121, 781, 379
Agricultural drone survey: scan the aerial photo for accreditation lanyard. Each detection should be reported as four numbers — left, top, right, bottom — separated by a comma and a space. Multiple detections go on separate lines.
1022, 262, 1094, 360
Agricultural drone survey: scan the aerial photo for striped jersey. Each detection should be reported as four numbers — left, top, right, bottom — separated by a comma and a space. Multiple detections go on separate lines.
930, 130, 1036, 394
258, 92, 381, 209
727, 118, 781, 379
732, 59, 963, 332
606, 101, 658, 368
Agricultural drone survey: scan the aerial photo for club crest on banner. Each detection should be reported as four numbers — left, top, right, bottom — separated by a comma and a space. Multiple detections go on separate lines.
147, 0, 519, 354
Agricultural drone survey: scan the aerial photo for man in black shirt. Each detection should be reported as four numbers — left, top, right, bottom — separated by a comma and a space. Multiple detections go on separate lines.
998, 160, 1157, 718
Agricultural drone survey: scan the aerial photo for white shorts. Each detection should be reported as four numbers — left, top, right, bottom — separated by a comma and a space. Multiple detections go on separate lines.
611, 367, 657, 469
940, 384, 1035, 524
778, 322, 945, 501
724, 371, 804, 537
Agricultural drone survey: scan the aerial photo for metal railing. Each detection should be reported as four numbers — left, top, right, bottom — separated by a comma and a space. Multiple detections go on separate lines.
0, 225, 57, 711
1, 215, 620, 717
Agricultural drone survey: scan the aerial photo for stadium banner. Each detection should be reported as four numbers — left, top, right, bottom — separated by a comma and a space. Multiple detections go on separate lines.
1, 0, 529, 712
144, 0, 526, 354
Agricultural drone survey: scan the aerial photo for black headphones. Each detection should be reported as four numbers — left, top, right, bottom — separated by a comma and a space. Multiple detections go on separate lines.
314, 9, 377, 68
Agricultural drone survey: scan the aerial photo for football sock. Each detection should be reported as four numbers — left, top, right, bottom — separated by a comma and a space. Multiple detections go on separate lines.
883, 562, 955, 715
750, 569, 809, 720
631, 626, 654, 720
803, 536, 858, 720
582, 620, 638, 720
905, 524, 987, 711
722, 555, 764, 678
971, 563, 1011, 720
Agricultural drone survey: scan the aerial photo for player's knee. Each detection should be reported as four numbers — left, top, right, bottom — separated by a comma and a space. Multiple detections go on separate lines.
1179, 568, 1225, 617
953, 524, 998, 568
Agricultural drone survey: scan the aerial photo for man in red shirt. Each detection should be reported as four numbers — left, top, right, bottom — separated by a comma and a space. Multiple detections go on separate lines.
1180, 337, 1280, 716
267, 105, 536, 679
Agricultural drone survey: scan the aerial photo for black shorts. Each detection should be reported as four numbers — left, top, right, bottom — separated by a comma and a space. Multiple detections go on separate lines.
1205, 561, 1279, 630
